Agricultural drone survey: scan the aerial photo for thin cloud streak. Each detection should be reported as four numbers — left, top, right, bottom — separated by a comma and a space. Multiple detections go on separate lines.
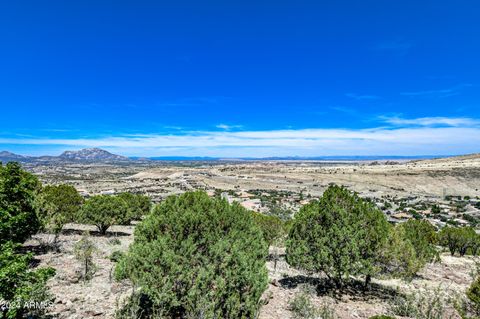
216, 124, 243, 130
346, 93, 381, 100
380, 116, 480, 127
372, 40, 413, 56
401, 84, 472, 98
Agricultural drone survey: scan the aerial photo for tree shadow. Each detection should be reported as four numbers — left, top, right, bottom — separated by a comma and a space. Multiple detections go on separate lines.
60, 228, 131, 237
278, 275, 402, 301
19, 243, 52, 256
267, 252, 286, 261
28, 257, 42, 268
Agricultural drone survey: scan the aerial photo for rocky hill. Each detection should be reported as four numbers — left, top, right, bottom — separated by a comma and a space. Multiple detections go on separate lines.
0, 151, 30, 162
59, 148, 129, 162
0, 148, 130, 163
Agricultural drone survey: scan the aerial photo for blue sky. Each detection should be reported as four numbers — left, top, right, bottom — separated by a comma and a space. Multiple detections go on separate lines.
0, 1, 479, 157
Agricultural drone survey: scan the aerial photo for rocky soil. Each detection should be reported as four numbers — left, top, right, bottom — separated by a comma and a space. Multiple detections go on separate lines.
259, 247, 475, 319
24, 224, 477, 319
25, 224, 134, 319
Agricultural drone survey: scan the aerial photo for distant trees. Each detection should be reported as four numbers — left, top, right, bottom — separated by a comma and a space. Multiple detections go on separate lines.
117, 192, 152, 220
438, 226, 479, 256
37, 184, 84, 244
252, 212, 286, 246
116, 191, 268, 318
79, 195, 131, 235
286, 185, 390, 288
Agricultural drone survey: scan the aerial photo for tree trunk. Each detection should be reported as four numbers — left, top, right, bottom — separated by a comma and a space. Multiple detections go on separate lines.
364, 274, 371, 290
98, 224, 109, 235
84, 258, 88, 281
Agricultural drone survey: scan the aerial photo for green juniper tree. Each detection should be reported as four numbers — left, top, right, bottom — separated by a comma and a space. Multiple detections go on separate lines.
37, 184, 84, 247
79, 195, 131, 235
117, 192, 152, 220
286, 185, 390, 288
399, 219, 438, 262
0, 162, 55, 319
439, 226, 478, 256
116, 191, 269, 319
378, 225, 425, 279
0, 162, 42, 244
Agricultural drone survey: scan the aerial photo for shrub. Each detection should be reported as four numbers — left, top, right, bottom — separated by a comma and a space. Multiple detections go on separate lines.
466, 276, 480, 315
0, 242, 55, 318
115, 191, 268, 318
36, 184, 83, 245
109, 250, 124, 262
0, 162, 42, 245
431, 204, 441, 214
78, 195, 130, 234
118, 192, 152, 220
389, 286, 452, 319
74, 233, 97, 281
288, 285, 335, 319
369, 316, 395, 319
286, 185, 390, 288
400, 219, 438, 263
108, 237, 121, 245
288, 291, 318, 319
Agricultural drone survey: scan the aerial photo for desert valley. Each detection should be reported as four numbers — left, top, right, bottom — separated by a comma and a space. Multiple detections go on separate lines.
2, 148, 480, 318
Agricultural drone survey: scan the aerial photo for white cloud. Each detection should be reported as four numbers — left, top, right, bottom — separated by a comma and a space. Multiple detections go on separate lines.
1, 123, 479, 157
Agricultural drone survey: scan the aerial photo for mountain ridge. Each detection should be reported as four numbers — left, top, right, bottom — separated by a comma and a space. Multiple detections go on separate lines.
59, 148, 129, 161
0, 148, 130, 163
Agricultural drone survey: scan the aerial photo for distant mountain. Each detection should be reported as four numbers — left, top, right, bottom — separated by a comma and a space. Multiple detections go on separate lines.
0, 148, 129, 164
0, 151, 30, 162
59, 148, 129, 162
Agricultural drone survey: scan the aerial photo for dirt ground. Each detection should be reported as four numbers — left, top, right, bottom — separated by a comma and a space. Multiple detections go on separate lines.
24, 224, 477, 319
258, 247, 475, 319
25, 224, 135, 319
